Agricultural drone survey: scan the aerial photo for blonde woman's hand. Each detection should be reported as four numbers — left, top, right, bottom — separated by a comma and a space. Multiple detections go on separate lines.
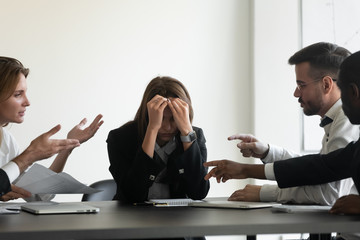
67, 114, 104, 144
19, 125, 80, 162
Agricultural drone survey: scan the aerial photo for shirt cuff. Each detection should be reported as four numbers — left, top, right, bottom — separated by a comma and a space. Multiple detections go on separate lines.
261, 144, 281, 163
261, 144, 274, 163
264, 163, 275, 180
259, 184, 278, 202
1, 161, 20, 183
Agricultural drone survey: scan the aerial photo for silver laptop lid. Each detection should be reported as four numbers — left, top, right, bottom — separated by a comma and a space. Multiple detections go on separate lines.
21, 202, 100, 215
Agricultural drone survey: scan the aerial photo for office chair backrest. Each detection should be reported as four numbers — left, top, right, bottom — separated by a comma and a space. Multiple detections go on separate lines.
82, 179, 116, 201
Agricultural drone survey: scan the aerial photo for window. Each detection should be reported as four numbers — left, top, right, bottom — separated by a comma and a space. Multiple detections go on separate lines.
301, 0, 360, 152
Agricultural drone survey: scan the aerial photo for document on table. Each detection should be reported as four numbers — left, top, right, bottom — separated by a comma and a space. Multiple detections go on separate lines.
189, 200, 280, 209
0, 203, 22, 214
14, 164, 101, 194
272, 204, 332, 213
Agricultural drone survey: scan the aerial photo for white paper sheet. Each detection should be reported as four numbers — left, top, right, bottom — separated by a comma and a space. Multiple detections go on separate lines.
14, 164, 100, 194
0, 202, 22, 214
272, 204, 332, 213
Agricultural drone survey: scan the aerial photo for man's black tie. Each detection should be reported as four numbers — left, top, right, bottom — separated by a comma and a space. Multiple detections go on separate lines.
320, 116, 333, 127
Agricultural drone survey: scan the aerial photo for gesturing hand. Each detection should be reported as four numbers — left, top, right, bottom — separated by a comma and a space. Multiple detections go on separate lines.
203, 160, 266, 183
228, 134, 269, 159
203, 160, 247, 183
67, 114, 104, 144
147, 95, 168, 131
167, 98, 192, 135
25, 125, 80, 162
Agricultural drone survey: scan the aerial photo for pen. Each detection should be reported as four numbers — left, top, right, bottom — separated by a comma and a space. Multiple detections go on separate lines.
133, 202, 168, 206
6, 208, 20, 211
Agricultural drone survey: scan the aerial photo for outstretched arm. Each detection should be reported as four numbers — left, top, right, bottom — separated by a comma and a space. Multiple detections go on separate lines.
203, 160, 266, 183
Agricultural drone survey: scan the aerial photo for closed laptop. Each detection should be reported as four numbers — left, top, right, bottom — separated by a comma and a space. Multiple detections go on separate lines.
21, 202, 100, 215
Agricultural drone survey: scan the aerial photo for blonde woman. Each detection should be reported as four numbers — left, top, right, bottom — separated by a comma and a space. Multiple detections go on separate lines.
0, 56, 103, 201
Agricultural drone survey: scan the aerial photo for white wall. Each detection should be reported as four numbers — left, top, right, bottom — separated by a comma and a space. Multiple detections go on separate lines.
1, 0, 252, 202
253, 1, 302, 240
253, 0, 301, 164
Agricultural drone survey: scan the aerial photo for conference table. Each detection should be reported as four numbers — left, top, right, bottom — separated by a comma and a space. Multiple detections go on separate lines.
0, 200, 359, 239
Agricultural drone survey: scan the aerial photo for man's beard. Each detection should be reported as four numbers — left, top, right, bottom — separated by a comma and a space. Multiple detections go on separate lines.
300, 98, 322, 116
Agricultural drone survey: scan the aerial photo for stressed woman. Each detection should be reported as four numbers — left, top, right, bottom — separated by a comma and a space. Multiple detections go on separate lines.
107, 76, 209, 204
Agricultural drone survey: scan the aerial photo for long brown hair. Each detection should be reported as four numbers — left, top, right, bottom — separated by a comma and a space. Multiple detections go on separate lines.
134, 76, 194, 139
0, 57, 29, 146
0, 56, 29, 103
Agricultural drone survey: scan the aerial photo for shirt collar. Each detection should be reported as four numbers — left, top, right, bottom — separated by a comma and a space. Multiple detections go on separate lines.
155, 137, 177, 163
0, 128, 9, 157
320, 99, 342, 124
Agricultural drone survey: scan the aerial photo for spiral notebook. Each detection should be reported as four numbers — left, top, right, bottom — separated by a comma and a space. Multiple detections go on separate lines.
147, 198, 279, 209
146, 198, 202, 207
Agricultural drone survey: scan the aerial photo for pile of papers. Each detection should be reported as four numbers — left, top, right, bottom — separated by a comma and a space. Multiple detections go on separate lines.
14, 164, 100, 194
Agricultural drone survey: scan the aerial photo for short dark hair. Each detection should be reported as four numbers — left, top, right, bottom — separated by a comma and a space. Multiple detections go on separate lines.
288, 42, 351, 79
339, 51, 360, 89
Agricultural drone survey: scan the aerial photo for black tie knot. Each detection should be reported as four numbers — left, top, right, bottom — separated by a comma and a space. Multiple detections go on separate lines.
320, 116, 333, 127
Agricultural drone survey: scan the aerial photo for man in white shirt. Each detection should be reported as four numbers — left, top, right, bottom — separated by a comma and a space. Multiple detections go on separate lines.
226, 42, 359, 205
204, 50, 360, 239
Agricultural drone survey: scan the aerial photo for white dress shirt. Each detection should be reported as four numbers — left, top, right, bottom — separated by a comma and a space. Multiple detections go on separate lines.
261, 99, 359, 205
0, 128, 21, 183
0, 127, 55, 202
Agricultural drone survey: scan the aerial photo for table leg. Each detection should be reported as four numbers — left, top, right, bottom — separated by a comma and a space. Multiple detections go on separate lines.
309, 233, 332, 240
247, 235, 257, 240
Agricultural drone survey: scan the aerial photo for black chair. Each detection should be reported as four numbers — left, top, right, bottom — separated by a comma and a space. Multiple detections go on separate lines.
82, 179, 116, 201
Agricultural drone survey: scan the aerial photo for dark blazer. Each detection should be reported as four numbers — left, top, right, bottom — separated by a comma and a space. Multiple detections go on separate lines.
107, 121, 210, 203
0, 169, 11, 197
274, 138, 360, 193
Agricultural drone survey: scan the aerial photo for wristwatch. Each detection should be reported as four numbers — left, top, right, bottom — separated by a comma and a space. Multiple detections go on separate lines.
180, 131, 197, 143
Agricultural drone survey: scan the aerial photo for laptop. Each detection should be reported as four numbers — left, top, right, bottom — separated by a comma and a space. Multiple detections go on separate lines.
189, 200, 280, 209
21, 202, 100, 215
